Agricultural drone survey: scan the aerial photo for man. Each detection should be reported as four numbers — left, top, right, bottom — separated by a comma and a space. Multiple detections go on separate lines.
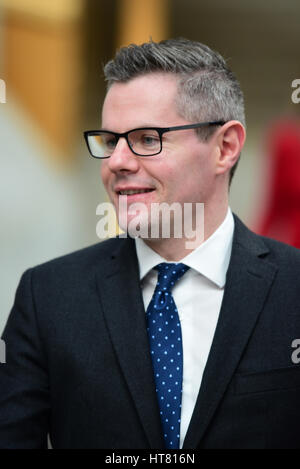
1, 38, 300, 449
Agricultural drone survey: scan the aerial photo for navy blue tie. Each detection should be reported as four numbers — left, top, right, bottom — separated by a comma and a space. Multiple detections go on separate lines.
146, 262, 190, 449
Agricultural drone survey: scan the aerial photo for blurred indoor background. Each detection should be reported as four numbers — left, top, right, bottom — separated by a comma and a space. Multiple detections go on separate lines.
0, 0, 300, 333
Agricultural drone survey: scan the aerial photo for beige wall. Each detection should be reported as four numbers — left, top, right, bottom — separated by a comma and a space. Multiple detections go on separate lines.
2, 0, 84, 164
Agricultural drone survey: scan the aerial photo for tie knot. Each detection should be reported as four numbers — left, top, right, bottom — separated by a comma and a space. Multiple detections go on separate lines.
155, 262, 190, 292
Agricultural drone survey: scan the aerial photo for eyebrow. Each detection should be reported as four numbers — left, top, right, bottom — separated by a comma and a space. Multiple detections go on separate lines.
100, 123, 169, 131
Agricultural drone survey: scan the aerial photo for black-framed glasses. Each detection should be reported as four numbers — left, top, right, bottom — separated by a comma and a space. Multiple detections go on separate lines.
83, 121, 226, 158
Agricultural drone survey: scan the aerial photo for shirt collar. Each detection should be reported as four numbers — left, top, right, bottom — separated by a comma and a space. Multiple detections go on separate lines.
135, 208, 234, 288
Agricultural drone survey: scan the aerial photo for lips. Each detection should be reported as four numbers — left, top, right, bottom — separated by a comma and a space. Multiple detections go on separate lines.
115, 185, 155, 196
118, 189, 154, 195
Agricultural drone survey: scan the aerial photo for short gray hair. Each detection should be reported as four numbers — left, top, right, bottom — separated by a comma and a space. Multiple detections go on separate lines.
103, 38, 245, 185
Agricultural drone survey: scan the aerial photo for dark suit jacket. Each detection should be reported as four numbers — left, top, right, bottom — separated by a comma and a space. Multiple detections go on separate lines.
1, 215, 300, 449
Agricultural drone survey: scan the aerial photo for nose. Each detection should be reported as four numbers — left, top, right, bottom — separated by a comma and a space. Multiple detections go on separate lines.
107, 137, 140, 173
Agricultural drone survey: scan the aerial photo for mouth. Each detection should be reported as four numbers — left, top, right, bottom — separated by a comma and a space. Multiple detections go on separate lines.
117, 188, 155, 196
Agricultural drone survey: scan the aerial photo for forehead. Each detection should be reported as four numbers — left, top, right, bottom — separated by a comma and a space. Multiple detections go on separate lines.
101, 73, 181, 129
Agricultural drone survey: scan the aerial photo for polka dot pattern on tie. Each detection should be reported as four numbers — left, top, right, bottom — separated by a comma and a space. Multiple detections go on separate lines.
146, 262, 190, 449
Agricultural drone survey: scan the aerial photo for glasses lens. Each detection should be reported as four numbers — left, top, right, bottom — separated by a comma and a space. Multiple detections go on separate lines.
128, 129, 161, 156
87, 132, 117, 158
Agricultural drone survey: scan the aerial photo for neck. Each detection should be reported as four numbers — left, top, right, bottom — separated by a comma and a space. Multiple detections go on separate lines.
143, 203, 229, 261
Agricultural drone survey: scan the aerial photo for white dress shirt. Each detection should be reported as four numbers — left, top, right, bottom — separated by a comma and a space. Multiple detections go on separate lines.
135, 208, 234, 448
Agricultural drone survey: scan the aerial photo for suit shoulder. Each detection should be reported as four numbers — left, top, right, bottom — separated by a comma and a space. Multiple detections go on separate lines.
29, 237, 129, 275
233, 214, 300, 266
250, 232, 300, 275
259, 235, 300, 262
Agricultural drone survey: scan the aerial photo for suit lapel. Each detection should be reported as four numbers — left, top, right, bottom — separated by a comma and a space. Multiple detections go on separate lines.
183, 216, 278, 448
95, 237, 164, 449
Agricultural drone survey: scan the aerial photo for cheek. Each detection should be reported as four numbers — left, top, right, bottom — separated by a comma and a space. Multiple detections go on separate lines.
169, 161, 210, 201
100, 162, 110, 187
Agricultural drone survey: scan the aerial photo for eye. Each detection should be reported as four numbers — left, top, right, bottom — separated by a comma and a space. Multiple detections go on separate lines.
129, 129, 161, 154
140, 133, 160, 147
106, 139, 116, 149
143, 136, 157, 146
102, 135, 117, 149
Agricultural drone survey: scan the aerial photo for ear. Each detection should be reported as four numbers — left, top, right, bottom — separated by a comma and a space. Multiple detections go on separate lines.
214, 121, 246, 176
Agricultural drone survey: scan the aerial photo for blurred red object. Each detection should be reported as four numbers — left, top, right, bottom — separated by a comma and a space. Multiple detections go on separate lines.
255, 117, 300, 248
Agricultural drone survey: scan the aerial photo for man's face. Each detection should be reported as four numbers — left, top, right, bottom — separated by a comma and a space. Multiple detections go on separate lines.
101, 73, 218, 235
